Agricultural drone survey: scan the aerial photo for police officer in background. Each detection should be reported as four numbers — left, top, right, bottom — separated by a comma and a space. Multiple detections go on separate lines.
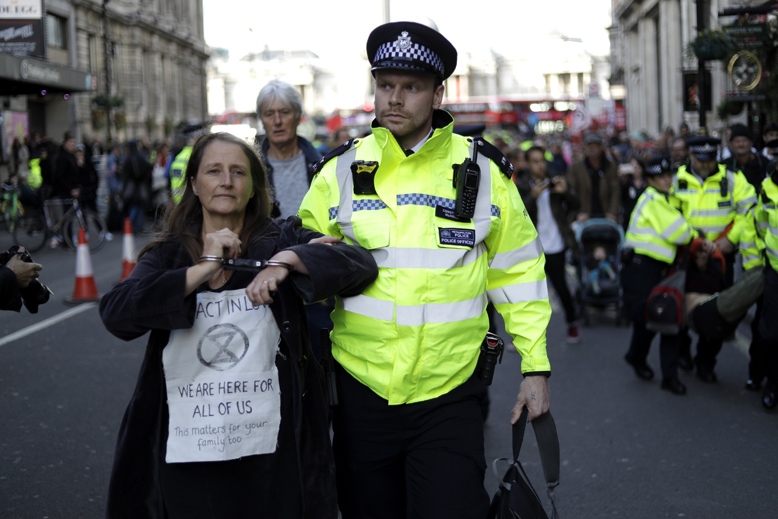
169, 123, 210, 205
753, 166, 778, 409
623, 158, 714, 395
299, 21, 552, 518
671, 135, 757, 381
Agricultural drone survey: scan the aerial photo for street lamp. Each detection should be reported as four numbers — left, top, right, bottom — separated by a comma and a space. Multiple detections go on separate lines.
696, 0, 708, 132
103, 0, 113, 142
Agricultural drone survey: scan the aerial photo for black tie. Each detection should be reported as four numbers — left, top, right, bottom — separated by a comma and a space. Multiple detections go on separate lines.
404, 149, 414, 157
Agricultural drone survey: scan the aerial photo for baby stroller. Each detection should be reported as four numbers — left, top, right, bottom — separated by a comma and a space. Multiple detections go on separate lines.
574, 218, 625, 326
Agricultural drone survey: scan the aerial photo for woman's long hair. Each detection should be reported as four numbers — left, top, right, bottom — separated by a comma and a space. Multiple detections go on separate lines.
140, 132, 273, 262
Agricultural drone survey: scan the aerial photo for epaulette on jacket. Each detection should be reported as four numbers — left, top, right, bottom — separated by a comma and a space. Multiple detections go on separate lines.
472, 137, 514, 180
311, 139, 360, 175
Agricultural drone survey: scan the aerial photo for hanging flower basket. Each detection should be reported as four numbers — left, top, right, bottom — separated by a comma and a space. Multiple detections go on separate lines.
689, 30, 734, 61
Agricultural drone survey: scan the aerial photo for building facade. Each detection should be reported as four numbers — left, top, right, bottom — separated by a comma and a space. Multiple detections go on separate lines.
0, 0, 208, 177
207, 30, 611, 138
610, 0, 743, 135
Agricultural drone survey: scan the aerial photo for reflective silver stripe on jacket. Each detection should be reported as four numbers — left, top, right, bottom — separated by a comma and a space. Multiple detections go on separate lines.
487, 279, 549, 305
691, 208, 734, 218
624, 238, 673, 259
372, 246, 484, 269
699, 224, 729, 234
489, 236, 544, 270
334, 146, 361, 245
340, 293, 487, 325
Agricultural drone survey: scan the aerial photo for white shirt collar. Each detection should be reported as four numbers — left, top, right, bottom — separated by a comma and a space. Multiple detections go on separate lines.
408, 128, 434, 154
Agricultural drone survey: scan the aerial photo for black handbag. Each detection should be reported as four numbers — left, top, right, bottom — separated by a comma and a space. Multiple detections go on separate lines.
487, 409, 560, 519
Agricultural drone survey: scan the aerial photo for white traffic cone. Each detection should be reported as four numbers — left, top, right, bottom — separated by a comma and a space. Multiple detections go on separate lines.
119, 217, 136, 282
64, 227, 101, 304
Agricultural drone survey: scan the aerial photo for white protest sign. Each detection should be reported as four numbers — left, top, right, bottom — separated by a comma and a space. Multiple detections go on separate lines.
163, 289, 282, 463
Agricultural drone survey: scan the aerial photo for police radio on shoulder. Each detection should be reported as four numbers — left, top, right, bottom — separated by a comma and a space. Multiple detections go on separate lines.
453, 145, 481, 219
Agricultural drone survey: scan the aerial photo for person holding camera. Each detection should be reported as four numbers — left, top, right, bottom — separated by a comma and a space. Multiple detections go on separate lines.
517, 145, 581, 343
0, 247, 45, 312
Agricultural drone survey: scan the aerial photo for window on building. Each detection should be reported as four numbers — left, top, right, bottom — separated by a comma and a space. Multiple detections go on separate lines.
88, 34, 99, 73
46, 14, 67, 50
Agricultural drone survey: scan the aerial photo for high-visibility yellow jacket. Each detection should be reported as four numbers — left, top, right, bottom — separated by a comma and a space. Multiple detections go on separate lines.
27, 158, 42, 189
298, 111, 551, 405
739, 210, 765, 271
625, 186, 698, 264
755, 175, 778, 271
169, 146, 192, 204
670, 164, 757, 245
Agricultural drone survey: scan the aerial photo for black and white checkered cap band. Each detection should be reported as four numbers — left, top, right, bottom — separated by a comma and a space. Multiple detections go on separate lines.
646, 164, 663, 175
373, 40, 444, 76
689, 143, 717, 155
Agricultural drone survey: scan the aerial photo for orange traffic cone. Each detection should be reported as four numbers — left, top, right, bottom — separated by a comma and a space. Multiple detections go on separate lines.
64, 227, 101, 304
119, 218, 136, 282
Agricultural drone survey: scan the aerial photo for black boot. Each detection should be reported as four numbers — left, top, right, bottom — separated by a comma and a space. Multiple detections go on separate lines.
661, 378, 687, 395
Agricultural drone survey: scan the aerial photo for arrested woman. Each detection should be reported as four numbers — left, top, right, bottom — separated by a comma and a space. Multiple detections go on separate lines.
99, 132, 377, 519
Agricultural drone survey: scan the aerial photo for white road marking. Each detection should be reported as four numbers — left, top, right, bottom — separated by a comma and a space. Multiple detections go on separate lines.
0, 302, 98, 348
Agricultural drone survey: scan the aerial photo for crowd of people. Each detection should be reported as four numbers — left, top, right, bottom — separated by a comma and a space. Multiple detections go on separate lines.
3, 18, 777, 519
509, 120, 776, 407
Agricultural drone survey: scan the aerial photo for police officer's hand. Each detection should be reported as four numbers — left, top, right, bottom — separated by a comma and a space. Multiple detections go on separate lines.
6, 248, 42, 288
576, 212, 590, 222
511, 375, 550, 424
701, 239, 718, 254
309, 235, 341, 246
714, 237, 734, 255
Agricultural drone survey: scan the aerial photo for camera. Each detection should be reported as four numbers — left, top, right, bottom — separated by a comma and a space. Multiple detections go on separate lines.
0, 246, 52, 313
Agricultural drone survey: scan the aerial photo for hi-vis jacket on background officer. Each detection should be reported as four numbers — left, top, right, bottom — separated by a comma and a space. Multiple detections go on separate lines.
298, 21, 551, 519
670, 135, 757, 382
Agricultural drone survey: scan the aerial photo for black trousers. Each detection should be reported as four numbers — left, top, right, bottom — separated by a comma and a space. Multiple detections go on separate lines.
332, 365, 490, 519
757, 264, 778, 389
622, 255, 680, 380
748, 296, 765, 381
544, 250, 577, 323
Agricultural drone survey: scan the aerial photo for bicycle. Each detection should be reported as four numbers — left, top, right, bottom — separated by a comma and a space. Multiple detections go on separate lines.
1, 182, 24, 233
13, 197, 108, 253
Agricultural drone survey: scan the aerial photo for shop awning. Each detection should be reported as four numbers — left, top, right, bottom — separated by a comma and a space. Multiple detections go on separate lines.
0, 54, 92, 95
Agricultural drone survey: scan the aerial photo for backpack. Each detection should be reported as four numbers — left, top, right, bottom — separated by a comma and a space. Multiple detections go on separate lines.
645, 268, 686, 335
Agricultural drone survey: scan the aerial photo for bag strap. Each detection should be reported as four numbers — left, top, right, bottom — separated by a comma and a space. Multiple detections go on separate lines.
514, 408, 561, 518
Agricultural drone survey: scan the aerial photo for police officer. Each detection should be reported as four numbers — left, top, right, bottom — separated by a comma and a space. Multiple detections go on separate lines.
753, 168, 778, 409
671, 135, 757, 381
298, 21, 552, 519
169, 123, 209, 204
623, 158, 713, 395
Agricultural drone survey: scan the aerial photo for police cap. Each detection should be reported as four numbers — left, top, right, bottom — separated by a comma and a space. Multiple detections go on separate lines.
646, 157, 673, 176
367, 21, 457, 80
687, 136, 720, 160
182, 121, 211, 139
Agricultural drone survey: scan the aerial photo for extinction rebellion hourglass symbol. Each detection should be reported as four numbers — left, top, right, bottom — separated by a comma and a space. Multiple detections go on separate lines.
197, 324, 250, 371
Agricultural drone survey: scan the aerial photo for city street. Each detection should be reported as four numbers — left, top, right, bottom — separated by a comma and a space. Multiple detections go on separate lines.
1, 230, 776, 518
